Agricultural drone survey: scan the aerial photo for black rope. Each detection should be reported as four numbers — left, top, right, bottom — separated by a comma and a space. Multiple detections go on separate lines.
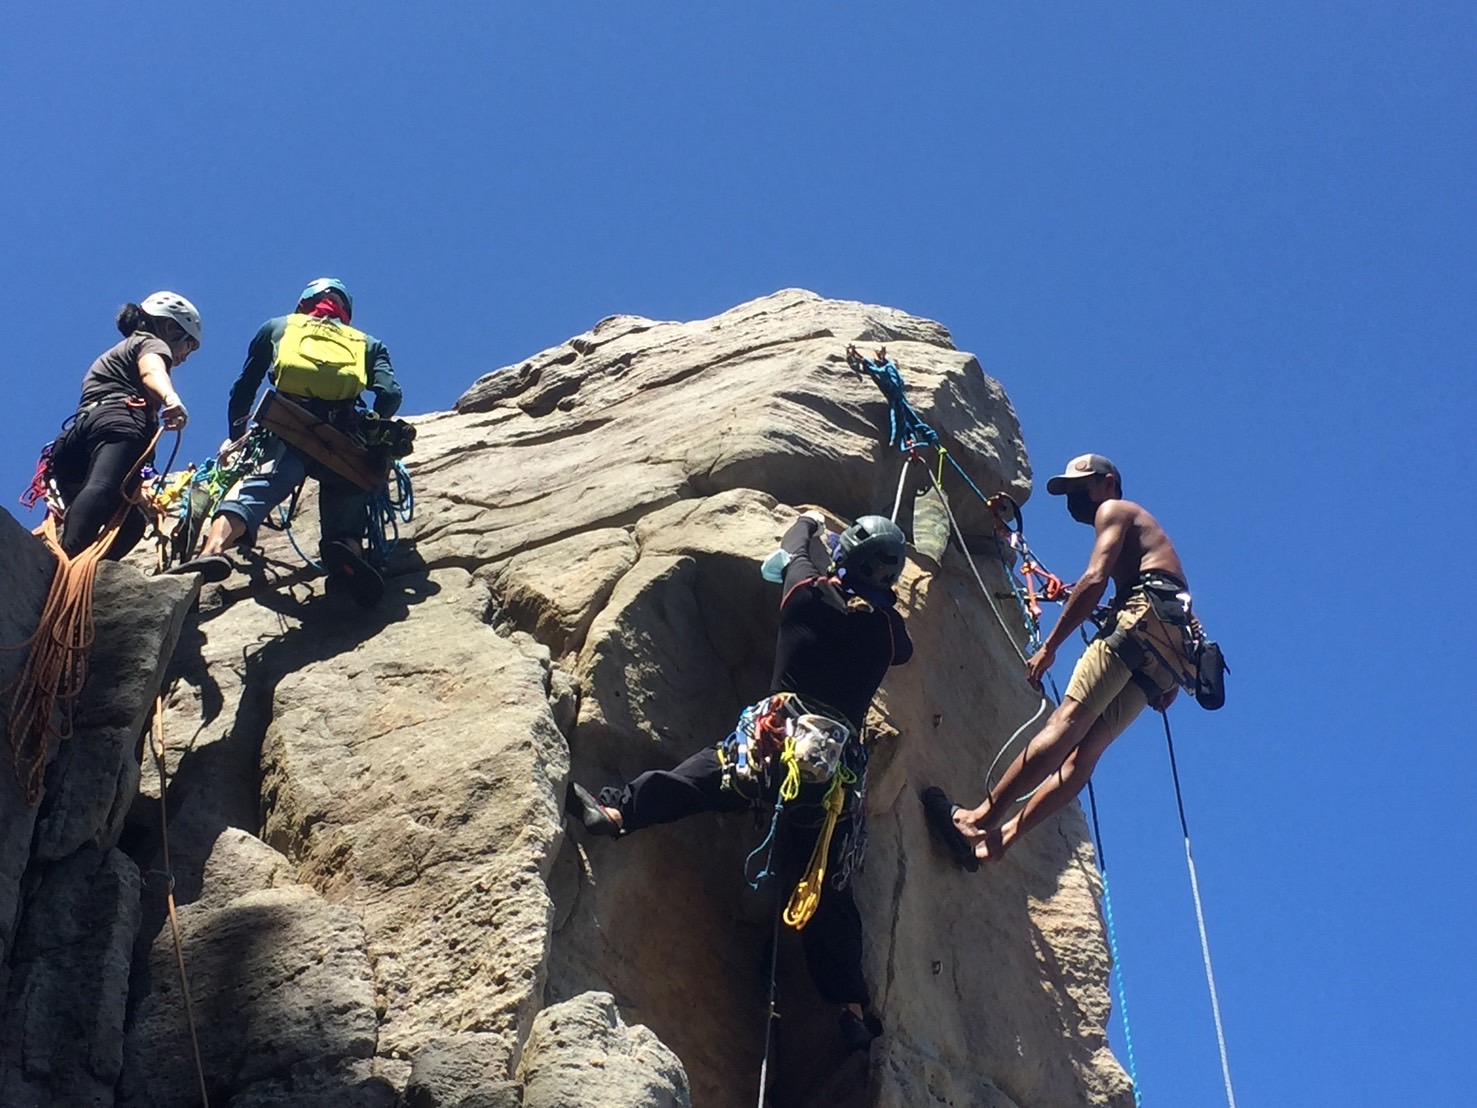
1160, 710, 1192, 837
756, 886, 784, 1108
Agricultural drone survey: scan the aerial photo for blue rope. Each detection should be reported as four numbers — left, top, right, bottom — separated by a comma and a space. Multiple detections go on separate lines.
1087, 780, 1144, 1108
275, 461, 414, 573
365, 461, 414, 570
846, 350, 940, 451
277, 484, 323, 571
744, 799, 786, 889
850, 347, 1063, 651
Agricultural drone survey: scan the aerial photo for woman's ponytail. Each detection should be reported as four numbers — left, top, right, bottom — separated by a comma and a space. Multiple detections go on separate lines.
115, 303, 153, 337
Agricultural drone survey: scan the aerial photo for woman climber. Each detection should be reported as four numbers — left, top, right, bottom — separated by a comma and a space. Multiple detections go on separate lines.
565, 510, 913, 1055
42, 293, 209, 562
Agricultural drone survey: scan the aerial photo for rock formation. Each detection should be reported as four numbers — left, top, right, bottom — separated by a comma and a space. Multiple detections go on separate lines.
0, 289, 1133, 1107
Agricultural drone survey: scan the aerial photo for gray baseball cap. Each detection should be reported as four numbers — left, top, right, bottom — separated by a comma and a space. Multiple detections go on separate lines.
1045, 454, 1121, 495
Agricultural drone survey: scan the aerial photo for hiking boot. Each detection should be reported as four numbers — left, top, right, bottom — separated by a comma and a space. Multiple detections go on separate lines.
920, 786, 980, 873
564, 782, 621, 837
166, 554, 233, 583
839, 1009, 883, 1054
320, 539, 384, 609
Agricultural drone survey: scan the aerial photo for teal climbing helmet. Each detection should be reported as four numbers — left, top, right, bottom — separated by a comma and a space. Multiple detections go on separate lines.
837, 515, 907, 585
297, 277, 352, 320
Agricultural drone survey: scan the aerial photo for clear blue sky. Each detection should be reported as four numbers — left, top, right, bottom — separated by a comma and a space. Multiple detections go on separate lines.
4, 5, 1473, 1105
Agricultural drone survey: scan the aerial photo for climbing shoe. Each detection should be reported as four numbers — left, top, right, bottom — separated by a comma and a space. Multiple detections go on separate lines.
166, 554, 233, 583
838, 1009, 883, 1054
320, 539, 385, 609
920, 786, 980, 873
564, 782, 621, 838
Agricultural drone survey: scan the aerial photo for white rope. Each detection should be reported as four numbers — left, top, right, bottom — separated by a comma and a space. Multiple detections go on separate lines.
920, 463, 1028, 664
1184, 836, 1237, 1108
1162, 714, 1238, 1108
888, 456, 911, 524
919, 463, 1056, 797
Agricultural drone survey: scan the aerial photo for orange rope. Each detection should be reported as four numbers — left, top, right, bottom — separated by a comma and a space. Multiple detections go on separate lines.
3, 429, 162, 805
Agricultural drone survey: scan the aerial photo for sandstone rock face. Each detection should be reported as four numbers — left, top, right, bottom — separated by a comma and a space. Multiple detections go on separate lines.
3, 290, 1132, 1107
0, 510, 198, 1107
520, 991, 690, 1108
121, 882, 388, 1108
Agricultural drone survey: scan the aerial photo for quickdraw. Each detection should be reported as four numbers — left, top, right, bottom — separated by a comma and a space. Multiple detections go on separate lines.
985, 492, 1072, 649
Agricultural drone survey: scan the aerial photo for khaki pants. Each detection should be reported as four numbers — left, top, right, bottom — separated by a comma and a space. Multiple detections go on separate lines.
1064, 590, 1183, 740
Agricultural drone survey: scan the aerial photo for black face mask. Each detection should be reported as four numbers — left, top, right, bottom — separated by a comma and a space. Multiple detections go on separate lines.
1066, 489, 1098, 524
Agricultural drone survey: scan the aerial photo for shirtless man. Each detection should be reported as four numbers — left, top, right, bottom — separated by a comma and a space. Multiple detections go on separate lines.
949, 454, 1193, 863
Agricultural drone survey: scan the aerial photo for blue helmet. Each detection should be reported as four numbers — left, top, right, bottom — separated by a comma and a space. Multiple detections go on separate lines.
297, 277, 352, 320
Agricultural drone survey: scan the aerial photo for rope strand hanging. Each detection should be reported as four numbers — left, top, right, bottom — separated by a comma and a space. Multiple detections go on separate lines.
1161, 711, 1239, 1108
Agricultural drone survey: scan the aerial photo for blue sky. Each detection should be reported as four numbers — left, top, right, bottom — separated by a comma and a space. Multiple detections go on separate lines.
4, 5, 1474, 1105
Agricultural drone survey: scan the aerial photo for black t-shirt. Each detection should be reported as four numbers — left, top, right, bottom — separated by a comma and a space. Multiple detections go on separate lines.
78, 332, 172, 408
770, 518, 913, 730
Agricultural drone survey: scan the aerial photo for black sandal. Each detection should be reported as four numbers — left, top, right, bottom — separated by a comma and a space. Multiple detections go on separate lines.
920, 786, 980, 873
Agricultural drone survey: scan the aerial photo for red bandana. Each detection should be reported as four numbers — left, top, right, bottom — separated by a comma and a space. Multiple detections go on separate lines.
300, 296, 351, 323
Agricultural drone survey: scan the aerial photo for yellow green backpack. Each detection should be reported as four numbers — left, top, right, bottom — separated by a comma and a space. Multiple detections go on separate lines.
272, 315, 370, 401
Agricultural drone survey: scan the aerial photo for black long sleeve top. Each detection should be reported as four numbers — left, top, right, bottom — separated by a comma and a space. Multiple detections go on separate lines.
769, 517, 912, 730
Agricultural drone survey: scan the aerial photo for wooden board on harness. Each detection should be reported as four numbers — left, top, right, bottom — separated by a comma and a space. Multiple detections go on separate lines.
252, 390, 381, 492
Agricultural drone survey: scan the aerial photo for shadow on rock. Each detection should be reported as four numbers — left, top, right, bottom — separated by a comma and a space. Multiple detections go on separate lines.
121, 544, 440, 1039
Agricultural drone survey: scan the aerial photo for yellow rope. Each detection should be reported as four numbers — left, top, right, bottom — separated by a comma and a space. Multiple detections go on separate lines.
777, 736, 802, 803
782, 766, 855, 930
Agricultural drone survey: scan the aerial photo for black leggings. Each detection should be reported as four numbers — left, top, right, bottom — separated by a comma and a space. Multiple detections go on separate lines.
605, 747, 870, 1007
58, 436, 148, 559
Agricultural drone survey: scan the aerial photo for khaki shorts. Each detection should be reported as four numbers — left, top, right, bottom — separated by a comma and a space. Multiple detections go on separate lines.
1064, 593, 1180, 741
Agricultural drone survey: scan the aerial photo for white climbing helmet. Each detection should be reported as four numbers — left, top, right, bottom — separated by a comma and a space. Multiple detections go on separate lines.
140, 291, 203, 344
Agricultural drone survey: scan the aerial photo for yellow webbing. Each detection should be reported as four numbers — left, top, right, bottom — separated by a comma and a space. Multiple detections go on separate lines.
777, 736, 802, 802
782, 765, 856, 930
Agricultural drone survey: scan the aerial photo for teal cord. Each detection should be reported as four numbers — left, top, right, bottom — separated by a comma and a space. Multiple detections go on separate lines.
1088, 780, 1144, 1108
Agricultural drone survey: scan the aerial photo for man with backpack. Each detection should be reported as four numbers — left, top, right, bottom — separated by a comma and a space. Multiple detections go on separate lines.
187, 278, 402, 606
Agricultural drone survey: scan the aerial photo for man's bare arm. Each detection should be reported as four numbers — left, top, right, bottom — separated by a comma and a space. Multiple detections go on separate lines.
1024, 502, 1130, 682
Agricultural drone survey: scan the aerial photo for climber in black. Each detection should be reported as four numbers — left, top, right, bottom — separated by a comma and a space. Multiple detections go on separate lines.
566, 510, 912, 1054
42, 293, 216, 565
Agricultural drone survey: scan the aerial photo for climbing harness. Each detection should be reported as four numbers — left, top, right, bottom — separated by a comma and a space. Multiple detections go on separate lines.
1092, 574, 1228, 711
720, 692, 868, 930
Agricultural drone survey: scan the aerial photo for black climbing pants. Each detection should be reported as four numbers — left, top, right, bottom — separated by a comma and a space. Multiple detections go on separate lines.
55, 431, 149, 559
605, 747, 870, 1008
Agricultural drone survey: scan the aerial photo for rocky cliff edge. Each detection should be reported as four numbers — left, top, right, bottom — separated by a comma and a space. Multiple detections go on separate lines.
1, 289, 1131, 1108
